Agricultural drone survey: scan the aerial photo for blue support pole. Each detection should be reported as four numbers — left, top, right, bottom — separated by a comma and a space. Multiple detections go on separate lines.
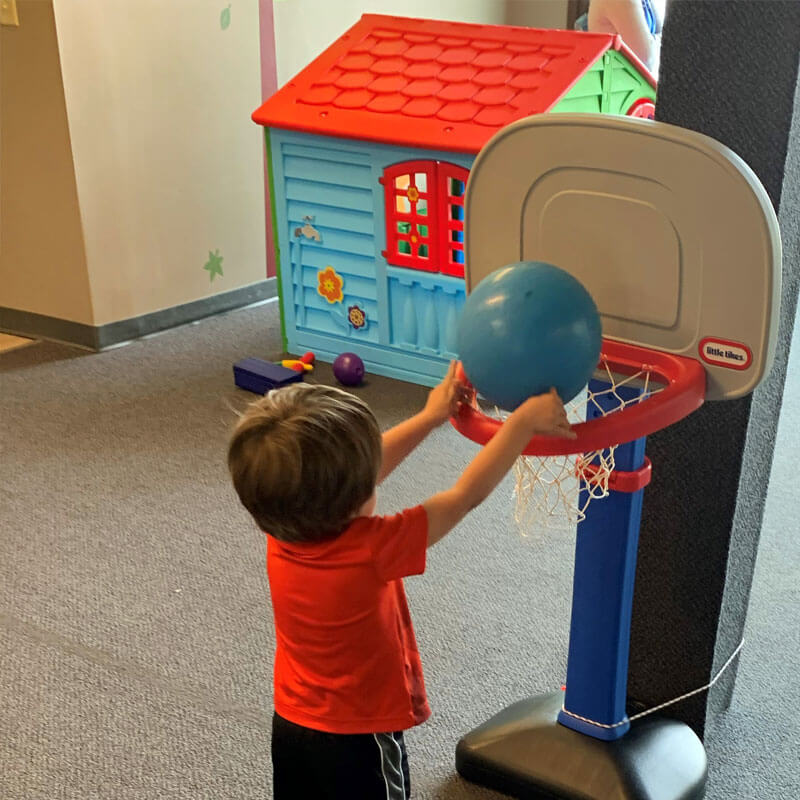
557, 380, 647, 741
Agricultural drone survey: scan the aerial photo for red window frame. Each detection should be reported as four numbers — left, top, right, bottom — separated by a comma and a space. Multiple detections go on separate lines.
381, 160, 469, 278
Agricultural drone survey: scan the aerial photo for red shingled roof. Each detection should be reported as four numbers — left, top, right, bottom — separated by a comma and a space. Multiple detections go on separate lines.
253, 14, 654, 154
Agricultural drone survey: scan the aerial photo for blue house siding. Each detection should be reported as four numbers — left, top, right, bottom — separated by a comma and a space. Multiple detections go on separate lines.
388, 268, 463, 358
270, 129, 473, 386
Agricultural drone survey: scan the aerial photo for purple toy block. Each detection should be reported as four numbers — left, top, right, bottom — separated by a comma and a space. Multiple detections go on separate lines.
233, 358, 303, 395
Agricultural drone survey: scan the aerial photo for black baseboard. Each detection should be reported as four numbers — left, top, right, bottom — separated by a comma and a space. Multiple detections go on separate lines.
0, 279, 277, 350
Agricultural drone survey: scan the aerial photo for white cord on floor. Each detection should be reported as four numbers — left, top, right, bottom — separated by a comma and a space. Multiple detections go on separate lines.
560, 638, 745, 729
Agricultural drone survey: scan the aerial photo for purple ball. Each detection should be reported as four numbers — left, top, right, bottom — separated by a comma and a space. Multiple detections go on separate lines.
333, 352, 365, 386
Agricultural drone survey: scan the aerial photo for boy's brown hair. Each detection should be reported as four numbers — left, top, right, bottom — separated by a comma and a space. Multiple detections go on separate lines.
228, 383, 382, 543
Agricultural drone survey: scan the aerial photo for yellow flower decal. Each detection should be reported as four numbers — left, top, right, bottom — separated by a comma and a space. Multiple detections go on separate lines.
317, 266, 344, 304
407, 186, 420, 203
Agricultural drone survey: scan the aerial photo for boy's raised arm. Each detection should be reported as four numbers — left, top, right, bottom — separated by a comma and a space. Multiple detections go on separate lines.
423, 389, 575, 548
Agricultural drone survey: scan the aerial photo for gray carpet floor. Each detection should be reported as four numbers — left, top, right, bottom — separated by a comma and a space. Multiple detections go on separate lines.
1, 300, 798, 799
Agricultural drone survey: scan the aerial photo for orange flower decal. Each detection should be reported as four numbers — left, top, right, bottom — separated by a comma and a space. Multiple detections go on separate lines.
317, 266, 344, 304
407, 186, 420, 203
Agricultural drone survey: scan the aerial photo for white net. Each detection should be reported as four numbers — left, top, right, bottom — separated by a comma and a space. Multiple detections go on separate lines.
486, 358, 663, 530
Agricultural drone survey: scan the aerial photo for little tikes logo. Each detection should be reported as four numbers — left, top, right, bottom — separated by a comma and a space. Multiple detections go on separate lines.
699, 337, 752, 371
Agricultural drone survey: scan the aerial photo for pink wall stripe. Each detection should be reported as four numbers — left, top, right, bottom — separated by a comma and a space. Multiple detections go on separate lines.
259, 0, 278, 278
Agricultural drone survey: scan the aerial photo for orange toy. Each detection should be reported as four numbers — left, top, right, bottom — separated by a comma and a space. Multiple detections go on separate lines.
280, 352, 316, 373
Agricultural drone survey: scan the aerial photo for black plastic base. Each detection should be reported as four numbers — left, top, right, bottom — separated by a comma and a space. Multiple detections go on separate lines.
456, 693, 707, 800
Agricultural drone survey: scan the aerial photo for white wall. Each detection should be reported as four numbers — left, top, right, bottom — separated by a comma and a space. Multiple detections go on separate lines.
52, 0, 267, 325
5, 0, 572, 331
0, 0, 93, 325
273, 0, 510, 87
505, 0, 569, 31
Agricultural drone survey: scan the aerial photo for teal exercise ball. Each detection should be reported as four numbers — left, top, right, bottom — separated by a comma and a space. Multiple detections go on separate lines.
457, 261, 602, 409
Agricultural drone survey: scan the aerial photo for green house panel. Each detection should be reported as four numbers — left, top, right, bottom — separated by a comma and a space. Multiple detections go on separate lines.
265, 129, 288, 349
605, 50, 657, 115
555, 50, 656, 117
553, 57, 606, 114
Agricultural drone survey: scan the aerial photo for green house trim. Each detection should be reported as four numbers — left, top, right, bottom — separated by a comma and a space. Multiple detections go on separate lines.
554, 50, 656, 116
265, 128, 288, 351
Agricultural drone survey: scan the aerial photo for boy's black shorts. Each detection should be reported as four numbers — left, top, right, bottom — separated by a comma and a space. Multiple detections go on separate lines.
272, 712, 412, 799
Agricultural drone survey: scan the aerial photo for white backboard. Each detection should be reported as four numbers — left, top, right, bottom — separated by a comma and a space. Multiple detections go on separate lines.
464, 114, 782, 400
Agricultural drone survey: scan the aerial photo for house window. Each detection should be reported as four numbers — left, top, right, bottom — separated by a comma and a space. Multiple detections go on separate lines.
382, 160, 469, 278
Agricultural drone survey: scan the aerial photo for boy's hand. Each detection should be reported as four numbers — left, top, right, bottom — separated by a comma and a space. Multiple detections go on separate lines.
512, 388, 576, 439
423, 361, 473, 427
423, 386, 575, 548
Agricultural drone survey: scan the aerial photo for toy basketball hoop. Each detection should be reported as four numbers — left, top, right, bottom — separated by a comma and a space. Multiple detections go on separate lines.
452, 113, 780, 528
453, 113, 781, 800
452, 338, 706, 524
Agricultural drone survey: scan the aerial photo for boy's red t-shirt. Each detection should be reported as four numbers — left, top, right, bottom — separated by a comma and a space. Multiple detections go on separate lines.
266, 505, 431, 734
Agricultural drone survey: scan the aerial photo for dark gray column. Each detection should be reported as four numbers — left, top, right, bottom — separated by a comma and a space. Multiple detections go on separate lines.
628, 0, 800, 738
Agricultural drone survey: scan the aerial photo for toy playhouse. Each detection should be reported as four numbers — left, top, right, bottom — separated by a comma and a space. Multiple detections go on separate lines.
253, 14, 656, 385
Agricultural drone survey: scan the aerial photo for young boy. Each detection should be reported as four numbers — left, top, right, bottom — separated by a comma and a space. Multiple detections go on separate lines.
228, 363, 574, 799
